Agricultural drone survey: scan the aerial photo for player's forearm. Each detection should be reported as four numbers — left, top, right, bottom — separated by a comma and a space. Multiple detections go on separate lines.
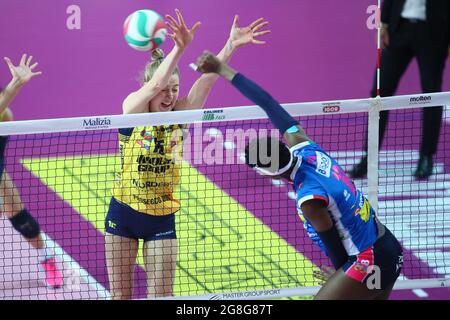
0, 79, 23, 114
204, 38, 236, 79
147, 45, 184, 90
317, 226, 349, 270
302, 202, 348, 269
217, 38, 236, 64
198, 38, 236, 81
229, 72, 299, 134
123, 46, 184, 114
185, 39, 236, 109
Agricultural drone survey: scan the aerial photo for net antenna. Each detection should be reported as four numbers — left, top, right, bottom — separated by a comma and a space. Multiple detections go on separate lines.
367, 0, 382, 214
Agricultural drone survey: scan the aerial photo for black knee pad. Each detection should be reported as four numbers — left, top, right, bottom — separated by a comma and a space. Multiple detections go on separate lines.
9, 209, 41, 239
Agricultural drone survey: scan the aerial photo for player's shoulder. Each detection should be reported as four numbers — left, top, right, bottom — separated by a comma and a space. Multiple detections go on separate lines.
294, 141, 337, 181
290, 141, 329, 160
290, 140, 320, 153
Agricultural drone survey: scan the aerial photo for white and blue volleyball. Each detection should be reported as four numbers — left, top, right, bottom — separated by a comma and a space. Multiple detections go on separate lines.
123, 9, 167, 51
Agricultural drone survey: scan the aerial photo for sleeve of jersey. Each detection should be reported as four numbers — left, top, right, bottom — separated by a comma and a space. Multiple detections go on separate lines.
296, 179, 329, 208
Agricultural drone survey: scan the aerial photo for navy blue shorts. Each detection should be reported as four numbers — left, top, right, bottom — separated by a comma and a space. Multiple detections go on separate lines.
342, 227, 403, 290
105, 197, 176, 242
0, 136, 8, 180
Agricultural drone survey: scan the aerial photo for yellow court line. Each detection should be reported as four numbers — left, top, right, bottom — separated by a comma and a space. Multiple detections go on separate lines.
22, 155, 321, 296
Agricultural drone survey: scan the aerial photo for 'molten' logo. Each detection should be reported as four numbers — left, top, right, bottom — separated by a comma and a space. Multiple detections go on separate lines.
409, 96, 432, 103
83, 117, 112, 129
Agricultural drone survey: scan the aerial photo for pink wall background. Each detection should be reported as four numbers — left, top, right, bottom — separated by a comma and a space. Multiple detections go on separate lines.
1, 0, 449, 121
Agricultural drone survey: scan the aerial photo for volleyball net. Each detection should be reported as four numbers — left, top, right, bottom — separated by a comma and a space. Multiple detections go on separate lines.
0, 91, 449, 300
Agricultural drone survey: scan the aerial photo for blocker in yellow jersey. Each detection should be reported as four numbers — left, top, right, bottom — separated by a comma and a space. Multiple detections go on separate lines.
112, 125, 184, 216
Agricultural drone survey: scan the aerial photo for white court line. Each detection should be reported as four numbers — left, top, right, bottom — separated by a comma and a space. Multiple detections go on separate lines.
435, 267, 450, 275
397, 275, 429, 298
380, 198, 450, 210
414, 252, 450, 262
271, 179, 285, 187
384, 220, 450, 230
412, 289, 429, 298
400, 244, 450, 251
401, 221, 450, 228
330, 150, 419, 160
41, 233, 110, 300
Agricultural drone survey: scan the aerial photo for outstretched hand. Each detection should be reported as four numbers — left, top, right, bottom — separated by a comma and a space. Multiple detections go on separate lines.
229, 16, 270, 49
165, 9, 201, 50
4, 54, 42, 86
194, 51, 223, 74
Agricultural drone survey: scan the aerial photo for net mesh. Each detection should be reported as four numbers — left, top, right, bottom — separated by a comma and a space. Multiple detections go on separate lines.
377, 106, 450, 281
0, 94, 449, 300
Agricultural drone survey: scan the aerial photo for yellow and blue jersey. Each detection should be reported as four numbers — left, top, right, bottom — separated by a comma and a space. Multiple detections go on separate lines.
112, 125, 185, 216
292, 141, 378, 256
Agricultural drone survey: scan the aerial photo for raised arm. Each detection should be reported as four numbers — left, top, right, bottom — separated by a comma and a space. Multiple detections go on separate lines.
122, 9, 201, 114
0, 54, 41, 114
194, 52, 311, 147
175, 16, 270, 111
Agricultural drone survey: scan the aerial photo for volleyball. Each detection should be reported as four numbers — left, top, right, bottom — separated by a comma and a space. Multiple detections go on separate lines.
123, 9, 167, 52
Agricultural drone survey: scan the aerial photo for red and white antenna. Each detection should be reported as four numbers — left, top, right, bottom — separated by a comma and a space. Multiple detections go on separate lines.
376, 0, 381, 97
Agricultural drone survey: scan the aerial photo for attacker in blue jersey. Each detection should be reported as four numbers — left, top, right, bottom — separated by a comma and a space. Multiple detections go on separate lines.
193, 51, 403, 300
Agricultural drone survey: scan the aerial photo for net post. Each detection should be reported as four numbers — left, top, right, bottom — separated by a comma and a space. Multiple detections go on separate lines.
367, 97, 381, 214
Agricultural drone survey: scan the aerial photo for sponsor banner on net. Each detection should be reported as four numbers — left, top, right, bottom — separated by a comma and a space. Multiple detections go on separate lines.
409, 95, 432, 105
202, 109, 226, 121
82, 117, 112, 130
209, 289, 281, 300
322, 102, 341, 113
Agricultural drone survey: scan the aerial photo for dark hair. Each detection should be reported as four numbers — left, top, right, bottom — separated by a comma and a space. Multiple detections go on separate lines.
244, 137, 291, 173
